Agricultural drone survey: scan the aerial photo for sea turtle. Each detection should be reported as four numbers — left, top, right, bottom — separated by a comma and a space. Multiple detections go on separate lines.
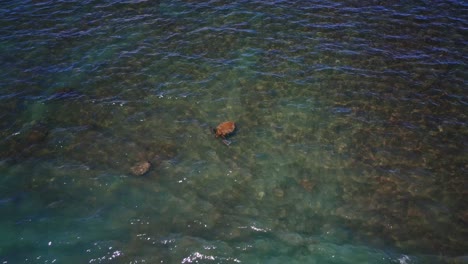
130, 161, 151, 176
213, 121, 236, 145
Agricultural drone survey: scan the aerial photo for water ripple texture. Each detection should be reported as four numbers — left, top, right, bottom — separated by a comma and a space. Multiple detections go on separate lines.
0, 0, 467, 263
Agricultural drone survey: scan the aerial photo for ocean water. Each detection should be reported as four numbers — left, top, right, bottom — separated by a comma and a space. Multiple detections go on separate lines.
0, 0, 467, 263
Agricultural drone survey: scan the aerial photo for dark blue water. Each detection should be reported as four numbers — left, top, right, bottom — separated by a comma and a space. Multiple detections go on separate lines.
1, 0, 467, 263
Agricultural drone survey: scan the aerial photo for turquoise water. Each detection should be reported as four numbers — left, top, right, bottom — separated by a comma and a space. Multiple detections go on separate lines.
1, 0, 467, 263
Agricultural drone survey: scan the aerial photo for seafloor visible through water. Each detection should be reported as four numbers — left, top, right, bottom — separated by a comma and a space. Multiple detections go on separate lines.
0, 0, 467, 263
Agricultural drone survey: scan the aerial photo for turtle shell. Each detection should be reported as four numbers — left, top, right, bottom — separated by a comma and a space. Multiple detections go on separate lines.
215, 121, 236, 138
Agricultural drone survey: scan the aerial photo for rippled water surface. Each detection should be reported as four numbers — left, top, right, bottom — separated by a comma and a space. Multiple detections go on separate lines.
1, 0, 467, 263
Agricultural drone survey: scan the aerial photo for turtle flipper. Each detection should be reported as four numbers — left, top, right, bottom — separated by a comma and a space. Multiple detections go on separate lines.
210, 127, 217, 136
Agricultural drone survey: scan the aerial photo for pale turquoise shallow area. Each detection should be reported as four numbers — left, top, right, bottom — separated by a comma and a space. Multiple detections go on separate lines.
0, 0, 467, 263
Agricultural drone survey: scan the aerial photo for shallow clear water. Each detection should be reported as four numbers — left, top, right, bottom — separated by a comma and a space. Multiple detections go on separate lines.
1, 0, 467, 263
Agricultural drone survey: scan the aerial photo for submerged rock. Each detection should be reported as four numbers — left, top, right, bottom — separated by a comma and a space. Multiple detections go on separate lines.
26, 126, 49, 144
277, 231, 306, 246
299, 178, 316, 192
130, 161, 151, 176
273, 188, 284, 198
0, 122, 50, 162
